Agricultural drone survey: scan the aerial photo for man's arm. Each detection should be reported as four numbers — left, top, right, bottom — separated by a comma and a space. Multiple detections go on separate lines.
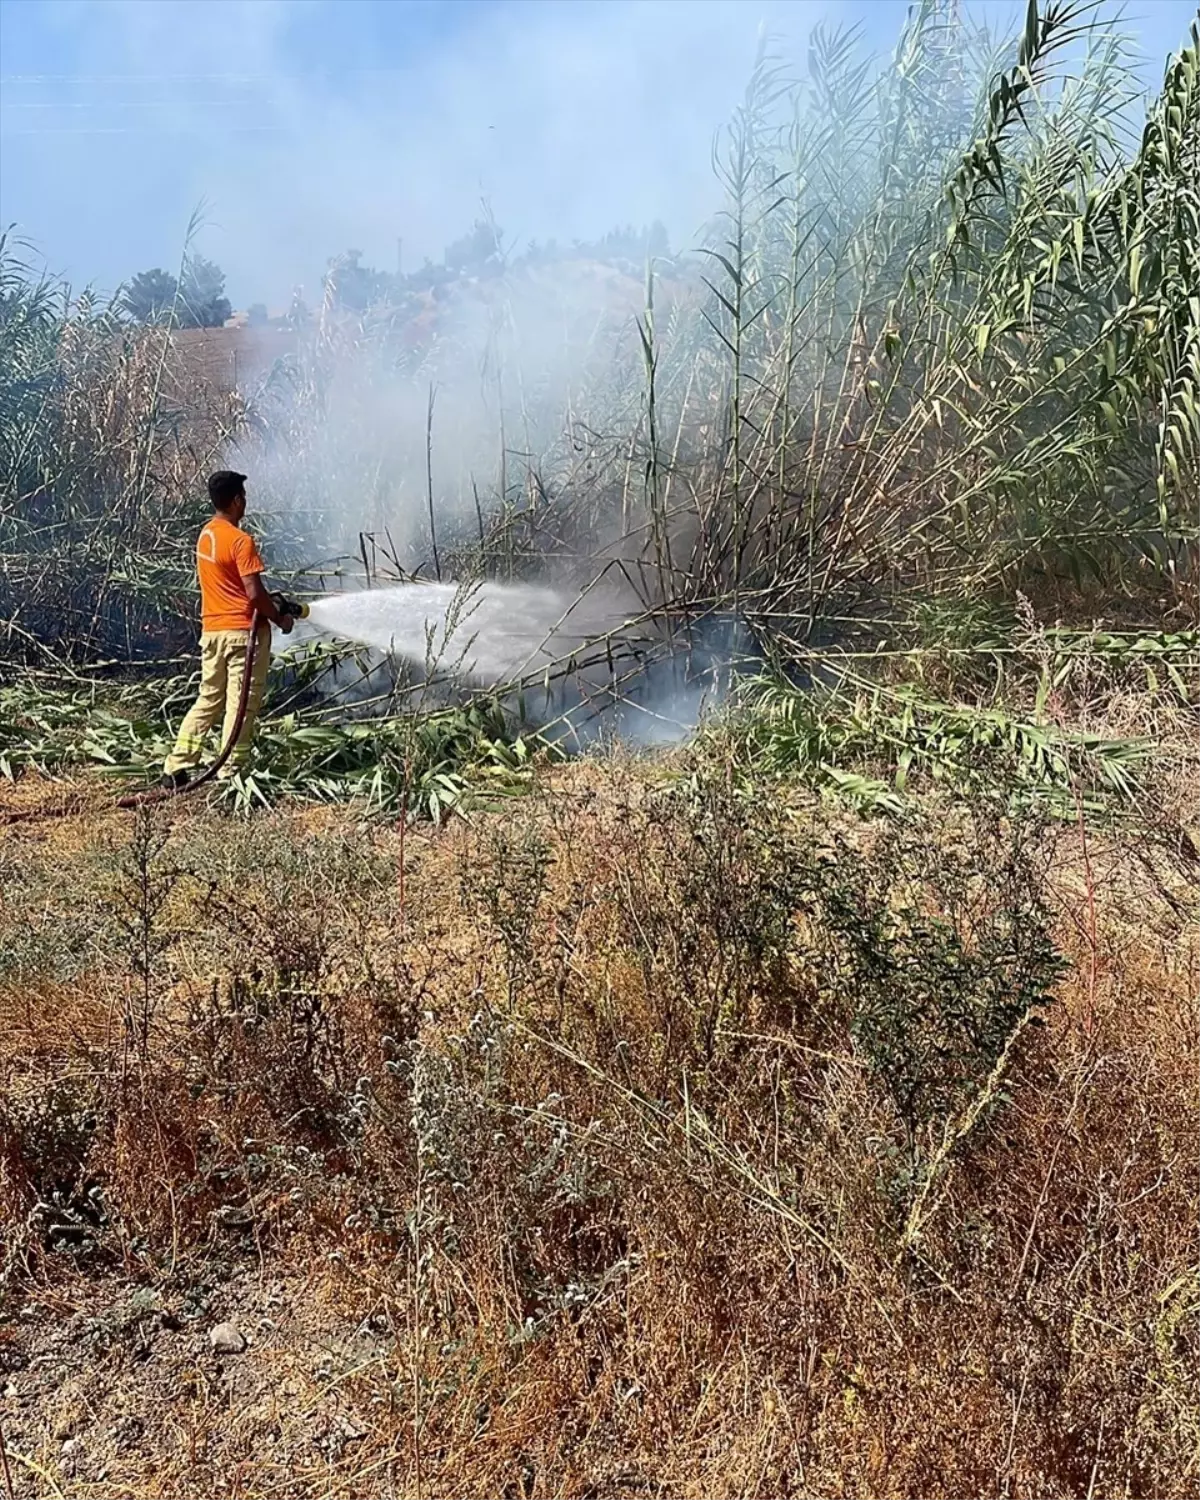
243, 572, 294, 632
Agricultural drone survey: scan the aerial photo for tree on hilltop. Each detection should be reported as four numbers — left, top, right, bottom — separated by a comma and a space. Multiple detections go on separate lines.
325, 250, 397, 312
120, 268, 178, 323
443, 218, 503, 276
179, 255, 232, 327
121, 256, 232, 327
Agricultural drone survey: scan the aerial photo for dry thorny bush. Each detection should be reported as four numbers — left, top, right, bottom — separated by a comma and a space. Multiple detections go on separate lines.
0, 769, 1196, 1496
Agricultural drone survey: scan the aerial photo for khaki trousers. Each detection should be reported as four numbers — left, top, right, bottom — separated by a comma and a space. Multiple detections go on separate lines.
164, 624, 271, 778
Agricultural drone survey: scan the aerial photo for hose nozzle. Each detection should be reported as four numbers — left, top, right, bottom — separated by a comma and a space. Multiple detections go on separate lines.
270, 592, 310, 620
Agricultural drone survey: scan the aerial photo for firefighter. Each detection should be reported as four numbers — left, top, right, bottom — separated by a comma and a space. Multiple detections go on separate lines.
161, 470, 294, 788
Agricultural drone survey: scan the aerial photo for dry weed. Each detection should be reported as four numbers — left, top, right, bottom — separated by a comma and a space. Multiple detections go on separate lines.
0, 766, 1195, 1497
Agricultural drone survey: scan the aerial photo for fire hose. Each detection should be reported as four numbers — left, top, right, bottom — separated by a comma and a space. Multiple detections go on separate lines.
2, 594, 309, 826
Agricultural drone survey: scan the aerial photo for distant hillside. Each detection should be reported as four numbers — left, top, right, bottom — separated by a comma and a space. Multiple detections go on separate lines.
171, 324, 297, 394
169, 253, 694, 396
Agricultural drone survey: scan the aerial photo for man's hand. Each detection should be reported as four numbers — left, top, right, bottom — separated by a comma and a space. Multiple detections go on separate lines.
244, 573, 292, 630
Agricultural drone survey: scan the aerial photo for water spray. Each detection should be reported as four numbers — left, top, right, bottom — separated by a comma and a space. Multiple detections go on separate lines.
301, 581, 571, 681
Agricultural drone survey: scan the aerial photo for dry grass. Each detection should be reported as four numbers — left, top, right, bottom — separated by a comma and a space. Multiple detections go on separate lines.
0, 756, 1196, 1499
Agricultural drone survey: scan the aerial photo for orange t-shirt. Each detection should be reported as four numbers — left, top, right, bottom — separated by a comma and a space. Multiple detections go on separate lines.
196, 514, 265, 632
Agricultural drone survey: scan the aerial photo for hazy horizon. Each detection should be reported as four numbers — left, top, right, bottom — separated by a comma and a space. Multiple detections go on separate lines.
1, 0, 1196, 309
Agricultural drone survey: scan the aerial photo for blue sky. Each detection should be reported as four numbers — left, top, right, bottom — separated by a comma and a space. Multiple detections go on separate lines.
0, 0, 1196, 306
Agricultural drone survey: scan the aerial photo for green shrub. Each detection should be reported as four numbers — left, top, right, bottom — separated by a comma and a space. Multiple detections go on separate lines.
794, 810, 1062, 1140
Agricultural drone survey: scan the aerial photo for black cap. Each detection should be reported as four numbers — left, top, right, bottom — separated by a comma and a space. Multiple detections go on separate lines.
207, 470, 247, 508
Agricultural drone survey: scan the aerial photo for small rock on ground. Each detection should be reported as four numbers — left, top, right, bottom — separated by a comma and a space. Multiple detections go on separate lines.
209, 1322, 247, 1355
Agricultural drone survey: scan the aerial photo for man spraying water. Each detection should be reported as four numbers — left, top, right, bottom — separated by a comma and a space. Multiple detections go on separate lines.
160, 470, 296, 789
